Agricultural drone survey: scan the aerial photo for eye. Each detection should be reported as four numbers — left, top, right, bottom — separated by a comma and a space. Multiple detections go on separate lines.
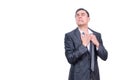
81, 13, 85, 16
76, 14, 79, 17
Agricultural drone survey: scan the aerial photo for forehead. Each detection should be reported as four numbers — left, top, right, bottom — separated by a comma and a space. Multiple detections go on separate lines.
76, 10, 87, 14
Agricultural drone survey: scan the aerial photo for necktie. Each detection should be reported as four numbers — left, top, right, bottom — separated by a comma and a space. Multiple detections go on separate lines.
81, 32, 94, 71
90, 41, 94, 71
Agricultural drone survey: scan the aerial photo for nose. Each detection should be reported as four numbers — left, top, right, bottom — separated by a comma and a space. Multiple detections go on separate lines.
78, 15, 82, 18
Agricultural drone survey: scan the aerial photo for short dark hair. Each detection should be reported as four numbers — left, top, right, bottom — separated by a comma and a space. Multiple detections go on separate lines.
75, 8, 90, 17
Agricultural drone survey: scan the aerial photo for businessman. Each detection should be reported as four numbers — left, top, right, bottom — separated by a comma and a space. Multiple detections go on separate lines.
64, 8, 108, 80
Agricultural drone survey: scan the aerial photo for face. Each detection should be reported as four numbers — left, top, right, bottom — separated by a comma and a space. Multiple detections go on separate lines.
75, 10, 90, 26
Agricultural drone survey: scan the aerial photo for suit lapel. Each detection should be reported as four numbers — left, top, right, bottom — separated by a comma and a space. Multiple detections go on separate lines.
75, 28, 82, 45
89, 28, 97, 36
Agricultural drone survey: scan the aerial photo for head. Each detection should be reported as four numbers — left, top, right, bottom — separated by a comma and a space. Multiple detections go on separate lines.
75, 8, 90, 27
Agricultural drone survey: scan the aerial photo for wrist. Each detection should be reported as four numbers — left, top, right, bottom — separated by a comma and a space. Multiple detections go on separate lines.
83, 43, 87, 47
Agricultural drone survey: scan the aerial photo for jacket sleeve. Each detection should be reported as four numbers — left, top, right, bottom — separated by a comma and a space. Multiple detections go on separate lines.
64, 33, 88, 64
97, 34, 108, 61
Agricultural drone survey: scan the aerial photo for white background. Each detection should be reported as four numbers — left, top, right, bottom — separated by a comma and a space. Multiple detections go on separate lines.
0, 0, 119, 80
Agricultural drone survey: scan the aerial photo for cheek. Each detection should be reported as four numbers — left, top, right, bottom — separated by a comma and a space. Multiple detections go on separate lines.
85, 19, 89, 22
75, 19, 79, 23
75, 17, 79, 20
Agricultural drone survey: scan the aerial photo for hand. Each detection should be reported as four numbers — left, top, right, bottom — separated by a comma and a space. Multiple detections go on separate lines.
81, 33, 91, 47
90, 34, 99, 48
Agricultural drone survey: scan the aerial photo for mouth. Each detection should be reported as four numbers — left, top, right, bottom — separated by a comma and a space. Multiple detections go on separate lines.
78, 20, 83, 22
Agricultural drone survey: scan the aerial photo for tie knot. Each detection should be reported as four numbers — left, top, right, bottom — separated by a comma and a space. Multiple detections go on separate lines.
82, 32, 85, 35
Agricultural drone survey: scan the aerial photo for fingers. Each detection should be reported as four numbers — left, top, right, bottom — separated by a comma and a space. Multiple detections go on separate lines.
90, 34, 99, 47
81, 33, 91, 47
90, 34, 97, 42
81, 33, 100, 47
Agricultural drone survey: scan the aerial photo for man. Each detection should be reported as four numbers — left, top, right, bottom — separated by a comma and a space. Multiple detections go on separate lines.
64, 8, 108, 80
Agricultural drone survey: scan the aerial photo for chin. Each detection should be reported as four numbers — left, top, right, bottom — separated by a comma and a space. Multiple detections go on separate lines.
78, 24, 84, 26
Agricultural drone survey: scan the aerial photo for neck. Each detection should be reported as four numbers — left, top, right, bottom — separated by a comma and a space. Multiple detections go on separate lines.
78, 25, 89, 34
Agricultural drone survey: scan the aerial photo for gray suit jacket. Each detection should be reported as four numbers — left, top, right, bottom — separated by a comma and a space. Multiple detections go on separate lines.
64, 28, 108, 80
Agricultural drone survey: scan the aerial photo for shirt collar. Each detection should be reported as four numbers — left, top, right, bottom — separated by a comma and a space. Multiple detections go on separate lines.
78, 27, 93, 34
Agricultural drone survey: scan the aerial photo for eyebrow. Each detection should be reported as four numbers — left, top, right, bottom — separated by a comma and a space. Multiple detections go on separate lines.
76, 12, 86, 16
81, 13, 85, 15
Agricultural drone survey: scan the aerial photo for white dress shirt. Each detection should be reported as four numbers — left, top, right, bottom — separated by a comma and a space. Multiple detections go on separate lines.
78, 28, 93, 51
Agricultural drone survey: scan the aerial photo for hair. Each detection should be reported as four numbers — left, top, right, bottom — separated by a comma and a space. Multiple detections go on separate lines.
75, 8, 90, 17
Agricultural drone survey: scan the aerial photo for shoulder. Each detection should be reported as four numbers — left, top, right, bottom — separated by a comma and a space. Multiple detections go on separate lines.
65, 28, 78, 36
89, 28, 101, 36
